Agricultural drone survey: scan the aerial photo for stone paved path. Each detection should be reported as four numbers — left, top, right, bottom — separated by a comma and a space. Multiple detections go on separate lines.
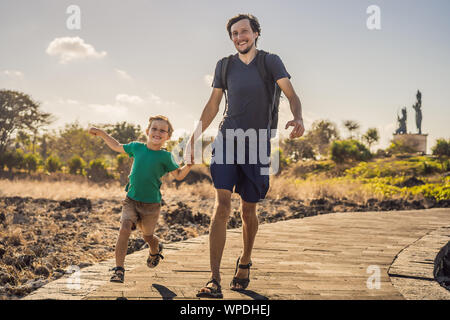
24, 208, 450, 300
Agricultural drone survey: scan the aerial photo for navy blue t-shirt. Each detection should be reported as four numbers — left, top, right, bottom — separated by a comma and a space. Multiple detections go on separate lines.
212, 51, 291, 133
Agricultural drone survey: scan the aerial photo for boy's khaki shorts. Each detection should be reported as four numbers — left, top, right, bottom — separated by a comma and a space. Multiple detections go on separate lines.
120, 196, 161, 227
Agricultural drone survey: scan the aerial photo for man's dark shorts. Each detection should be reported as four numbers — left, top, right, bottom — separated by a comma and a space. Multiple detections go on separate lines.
210, 136, 271, 203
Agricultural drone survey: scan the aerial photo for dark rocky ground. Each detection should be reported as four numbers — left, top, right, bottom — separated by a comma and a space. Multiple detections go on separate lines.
0, 194, 449, 299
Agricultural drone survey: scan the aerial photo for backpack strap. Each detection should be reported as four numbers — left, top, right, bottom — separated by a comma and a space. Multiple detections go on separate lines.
220, 55, 234, 115
256, 50, 281, 136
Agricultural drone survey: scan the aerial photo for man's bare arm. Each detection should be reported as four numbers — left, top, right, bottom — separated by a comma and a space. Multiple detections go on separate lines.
89, 127, 125, 153
185, 88, 223, 163
192, 88, 223, 139
276, 77, 305, 139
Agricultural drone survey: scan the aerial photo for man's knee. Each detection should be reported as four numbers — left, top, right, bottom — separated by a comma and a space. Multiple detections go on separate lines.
214, 189, 232, 218
241, 201, 257, 222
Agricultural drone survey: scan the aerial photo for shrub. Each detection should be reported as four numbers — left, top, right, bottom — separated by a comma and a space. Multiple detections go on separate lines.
68, 155, 86, 175
87, 158, 111, 182
23, 153, 39, 173
432, 139, 450, 157
1, 149, 25, 172
330, 140, 371, 163
45, 155, 62, 173
386, 140, 416, 155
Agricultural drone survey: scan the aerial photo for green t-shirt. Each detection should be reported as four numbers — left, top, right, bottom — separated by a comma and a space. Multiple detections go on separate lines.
123, 142, 179, 203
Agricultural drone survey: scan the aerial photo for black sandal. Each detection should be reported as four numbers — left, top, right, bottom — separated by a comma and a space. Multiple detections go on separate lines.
230, 257, 252, 291
196, 278, 223, 299
147, 243, 164, 268
110, 266, 125, 283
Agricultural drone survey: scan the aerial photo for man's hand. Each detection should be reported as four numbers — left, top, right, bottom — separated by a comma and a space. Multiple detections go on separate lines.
285, 119, 305, 139
88, 127, 103, 137
183, 140, 195, 165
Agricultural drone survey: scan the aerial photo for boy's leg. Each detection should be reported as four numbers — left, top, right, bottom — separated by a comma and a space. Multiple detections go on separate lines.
116, 197, 139, 268
115, 219, 133, 268
198, 188, 232, 293
139, 206, 160, 254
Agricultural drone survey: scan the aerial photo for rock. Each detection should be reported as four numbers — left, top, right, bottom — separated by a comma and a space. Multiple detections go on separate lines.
64, 213, 77, 221
0, 212, 5, 223
59, 198, 92, 211
12, 211, 29, 224
34, 266, 50, 278
14, 255, 34, 269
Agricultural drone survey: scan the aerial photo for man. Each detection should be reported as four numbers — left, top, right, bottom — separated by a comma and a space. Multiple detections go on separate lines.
186, 14, 304, 298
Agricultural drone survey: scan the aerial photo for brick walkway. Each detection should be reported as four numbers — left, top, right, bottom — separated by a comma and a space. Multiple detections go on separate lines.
24, 208, 450, 300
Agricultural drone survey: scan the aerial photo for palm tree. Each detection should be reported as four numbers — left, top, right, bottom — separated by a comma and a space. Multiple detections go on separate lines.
343, 120, 360, 140
363, 128, 380, 151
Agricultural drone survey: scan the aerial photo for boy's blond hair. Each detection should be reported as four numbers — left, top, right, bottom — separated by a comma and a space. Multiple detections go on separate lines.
147, 115, 174, 138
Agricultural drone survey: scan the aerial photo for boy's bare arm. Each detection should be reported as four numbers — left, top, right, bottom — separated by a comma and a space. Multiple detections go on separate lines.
170, 164, 194, 181
88, 127, 125, 153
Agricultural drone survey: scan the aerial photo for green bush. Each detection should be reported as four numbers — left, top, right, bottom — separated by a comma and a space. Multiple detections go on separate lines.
386, 140, 416, 155
68, 155, 86, 175
330, 140, 371, 163
432, 139, 450, 157
45, 155, 62, 173
87, 158, 111, 182
1, 149, 25, 171
23, 153, 39, 173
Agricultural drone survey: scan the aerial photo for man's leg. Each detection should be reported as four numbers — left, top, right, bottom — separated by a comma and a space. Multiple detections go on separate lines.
231, 199, 258, 290
198, 188, 232, 293
115, 220, 133, 268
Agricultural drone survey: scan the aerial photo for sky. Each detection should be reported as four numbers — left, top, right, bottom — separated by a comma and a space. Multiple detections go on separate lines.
1, 0, 449, 153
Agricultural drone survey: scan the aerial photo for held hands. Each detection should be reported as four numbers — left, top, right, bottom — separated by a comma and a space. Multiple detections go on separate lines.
285, 118, 305, 139
183, 140, 195, 165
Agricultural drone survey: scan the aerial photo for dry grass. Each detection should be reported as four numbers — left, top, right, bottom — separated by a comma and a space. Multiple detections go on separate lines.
266, 175, 381, 203
0, 179, 124, 200
0, 175, 380, 204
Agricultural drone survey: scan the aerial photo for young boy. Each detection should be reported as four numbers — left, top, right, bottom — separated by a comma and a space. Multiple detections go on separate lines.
89, 115, 192, 283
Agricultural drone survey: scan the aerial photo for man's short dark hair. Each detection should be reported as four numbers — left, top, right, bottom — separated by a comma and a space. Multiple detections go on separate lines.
226, 14, 261, 46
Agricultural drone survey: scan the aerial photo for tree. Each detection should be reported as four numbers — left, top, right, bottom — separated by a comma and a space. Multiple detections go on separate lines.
0, 90, 52, 153
432, 139, 450, 157
304, 120, 340, 156
47, 122, 106, 163
343, 120, 360, 140
362, 128, 380, 151
281, 137, 316, 162
100, 122, 143, 155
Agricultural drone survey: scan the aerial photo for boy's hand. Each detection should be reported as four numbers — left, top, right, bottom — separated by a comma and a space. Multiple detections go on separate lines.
89, 127, 103, 137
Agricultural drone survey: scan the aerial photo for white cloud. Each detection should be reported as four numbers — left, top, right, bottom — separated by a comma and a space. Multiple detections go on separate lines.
2, 70, 24, 79
115, 68, 132, 80
46, 37, 107, 64
88, 103, 128, 118
204, 74, 213, 87
115, 94, 144, 105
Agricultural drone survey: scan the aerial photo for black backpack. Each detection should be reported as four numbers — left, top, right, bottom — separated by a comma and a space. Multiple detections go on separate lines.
220, 50, 282, 138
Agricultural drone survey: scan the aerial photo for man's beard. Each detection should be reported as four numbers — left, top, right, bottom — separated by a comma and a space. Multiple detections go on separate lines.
237, 41, 254, 54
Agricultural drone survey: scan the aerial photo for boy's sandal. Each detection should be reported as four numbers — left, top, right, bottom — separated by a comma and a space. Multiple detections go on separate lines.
230, 257, 252, 291
147, 243, 164, 268
110, 266, 125, 283
196, 278, 223, 299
